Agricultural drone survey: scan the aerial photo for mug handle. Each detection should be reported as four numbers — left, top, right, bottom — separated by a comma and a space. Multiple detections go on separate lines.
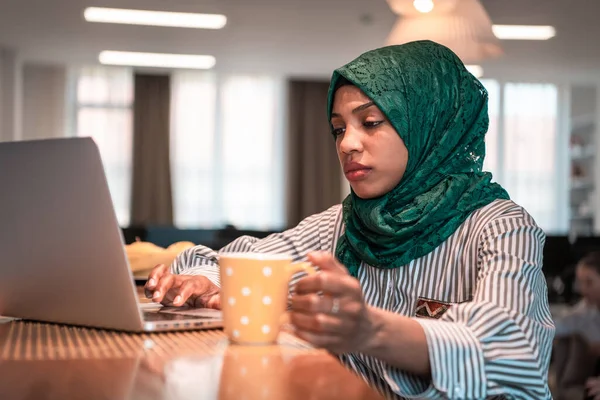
286, 261, 316, 279
280, 261, 316, 327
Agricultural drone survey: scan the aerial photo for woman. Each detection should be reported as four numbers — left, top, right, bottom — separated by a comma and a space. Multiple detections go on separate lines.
554, 251, 600, 343
552, 251, 600, 399
145, 40, 555, 399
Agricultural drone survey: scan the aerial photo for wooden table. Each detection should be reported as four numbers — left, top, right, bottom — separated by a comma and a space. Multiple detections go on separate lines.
0, 294, 384, 400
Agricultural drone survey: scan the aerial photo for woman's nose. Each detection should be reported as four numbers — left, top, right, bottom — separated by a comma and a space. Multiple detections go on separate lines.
339, 125, 363, 154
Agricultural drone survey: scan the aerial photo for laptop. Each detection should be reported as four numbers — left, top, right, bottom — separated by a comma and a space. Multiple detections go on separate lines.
0, 137, 223, 332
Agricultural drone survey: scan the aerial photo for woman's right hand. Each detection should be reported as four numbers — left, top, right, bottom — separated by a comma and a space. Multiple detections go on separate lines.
144, 264, 221, 309
586, 376, 600, 400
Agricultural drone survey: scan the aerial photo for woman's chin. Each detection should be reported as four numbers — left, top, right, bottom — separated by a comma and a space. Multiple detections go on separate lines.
351, 185, 385, 200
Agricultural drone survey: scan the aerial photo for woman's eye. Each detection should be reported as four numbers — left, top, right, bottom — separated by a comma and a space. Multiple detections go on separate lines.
332, 127, 345, 137
364, 120, 384, 128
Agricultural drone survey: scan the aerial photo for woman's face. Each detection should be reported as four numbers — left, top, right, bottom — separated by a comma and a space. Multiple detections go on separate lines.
331, 85, 409, 199
576, 263, 600, 307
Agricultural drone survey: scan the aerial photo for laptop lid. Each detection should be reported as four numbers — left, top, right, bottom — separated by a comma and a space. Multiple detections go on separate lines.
0, 137, 147, 331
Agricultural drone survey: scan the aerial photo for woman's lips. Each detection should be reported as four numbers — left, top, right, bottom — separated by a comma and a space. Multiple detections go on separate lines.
345, 168, 371, 181
344, 162, 372, 181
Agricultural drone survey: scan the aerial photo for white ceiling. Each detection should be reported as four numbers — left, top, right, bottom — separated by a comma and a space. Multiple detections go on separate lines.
0, 0, 598, 79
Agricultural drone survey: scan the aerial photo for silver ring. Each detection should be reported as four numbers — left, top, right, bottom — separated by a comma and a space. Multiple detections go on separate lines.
331, 297, 340, 314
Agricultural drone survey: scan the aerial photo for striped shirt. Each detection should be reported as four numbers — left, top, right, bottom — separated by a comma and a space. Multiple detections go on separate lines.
172, 199, 555, 399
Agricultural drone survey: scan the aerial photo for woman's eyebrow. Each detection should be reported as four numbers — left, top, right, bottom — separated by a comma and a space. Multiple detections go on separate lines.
352, 101, 375, 114
330, 101, 376, 119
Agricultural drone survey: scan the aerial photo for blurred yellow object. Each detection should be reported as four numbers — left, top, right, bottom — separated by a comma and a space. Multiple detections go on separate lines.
167, 241, 195, 253
125, 240, 196, 275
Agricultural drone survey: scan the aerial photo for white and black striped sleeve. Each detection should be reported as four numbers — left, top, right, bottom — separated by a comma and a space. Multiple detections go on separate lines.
383, 212, 555, 399
170, 204, 342, 288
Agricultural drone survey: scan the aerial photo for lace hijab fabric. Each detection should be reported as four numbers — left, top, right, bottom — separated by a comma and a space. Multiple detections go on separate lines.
328, 40, 510, 277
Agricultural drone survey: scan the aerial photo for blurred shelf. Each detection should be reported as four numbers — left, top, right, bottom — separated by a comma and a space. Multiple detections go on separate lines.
570, 147, 596, 160
569, 88, 598, 236
570, 215, 594, 221
570, 179, 595, 190
571, 114, 596, 132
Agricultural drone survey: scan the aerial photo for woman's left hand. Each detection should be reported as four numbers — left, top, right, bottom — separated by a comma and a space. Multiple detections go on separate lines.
290, 251, 377, 354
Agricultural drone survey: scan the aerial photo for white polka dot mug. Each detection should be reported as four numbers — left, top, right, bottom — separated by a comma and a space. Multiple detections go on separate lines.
219, 253, 315, 345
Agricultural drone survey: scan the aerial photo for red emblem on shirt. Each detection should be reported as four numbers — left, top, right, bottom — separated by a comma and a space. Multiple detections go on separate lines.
415, 298, 451, 319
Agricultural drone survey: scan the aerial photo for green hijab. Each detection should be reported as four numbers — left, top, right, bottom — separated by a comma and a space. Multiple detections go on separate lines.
328, 40, 509, 277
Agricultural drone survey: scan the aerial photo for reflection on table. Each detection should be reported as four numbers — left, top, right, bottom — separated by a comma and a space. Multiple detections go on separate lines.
0, 318, 383, 400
